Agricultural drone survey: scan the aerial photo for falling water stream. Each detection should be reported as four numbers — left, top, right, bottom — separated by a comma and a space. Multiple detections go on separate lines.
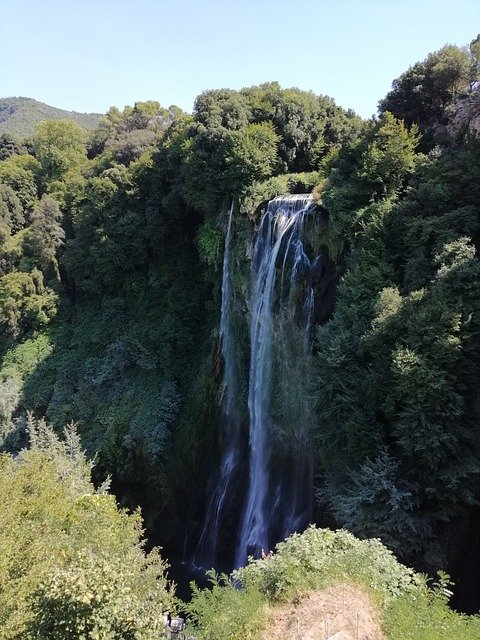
235, 194, 316, 566
195, 195, 317, 570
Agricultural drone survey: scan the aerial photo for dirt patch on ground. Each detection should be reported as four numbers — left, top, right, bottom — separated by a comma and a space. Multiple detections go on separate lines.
261, 583, 384, 640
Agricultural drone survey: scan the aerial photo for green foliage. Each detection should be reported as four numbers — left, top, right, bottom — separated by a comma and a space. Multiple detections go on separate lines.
0, 377, 21, 448
88, 101, 182, 159
242, 83, 363, 172
355, 112, 419, 199
385, 571, 480, 640
0, 333, 52, 446
227, 121, 279, 190
2, 334, 49, 385
0, 97, 100, 137
124, 381, 180, 461
178, 84, 360, 212
0, 133, 24, 161
240, 170, 322, 215
0, 183, 24, 232
186, 571, 265, 640
2, 49, 480, 601
313, 126, 480, 563
22, 194, 65, 275
0, 269, 57, 349
194, 89, 252, 131
470, 34, 480, 86
0, 153, 41, 213
188, 528, 480, 640
234, 527, 422, 607
0, 417, 174, 639
379, 43, 475, 148
318, 449, 426, 555
321, 113, 418, 242
33, 119, 87, 183
196, 219, 223, 266
64, 175, 133, 294
30, 551, 170, 639
105, 128, 157, 165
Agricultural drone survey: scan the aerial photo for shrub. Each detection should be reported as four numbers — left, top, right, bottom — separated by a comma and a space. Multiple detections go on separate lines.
0, 417, 174, 639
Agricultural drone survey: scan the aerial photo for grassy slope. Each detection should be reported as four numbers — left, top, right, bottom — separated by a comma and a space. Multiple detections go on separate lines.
0, 97, 101, 136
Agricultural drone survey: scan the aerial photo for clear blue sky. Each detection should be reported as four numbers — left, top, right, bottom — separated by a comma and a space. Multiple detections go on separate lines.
2, 0, 479, 118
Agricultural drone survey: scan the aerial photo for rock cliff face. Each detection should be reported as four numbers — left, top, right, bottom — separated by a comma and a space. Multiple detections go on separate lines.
445, 93, 480, 139
190, 192, 342, 573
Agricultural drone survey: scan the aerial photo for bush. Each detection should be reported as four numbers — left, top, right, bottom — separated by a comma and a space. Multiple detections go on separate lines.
30, 549, 171, 640
187, 527, 480, 640
186, 571, 265, 640
0, 417, 174, 639
234, 526, 422, 607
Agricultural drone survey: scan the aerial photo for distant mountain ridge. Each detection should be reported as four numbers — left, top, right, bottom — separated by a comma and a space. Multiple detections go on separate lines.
0, 97, 102, 137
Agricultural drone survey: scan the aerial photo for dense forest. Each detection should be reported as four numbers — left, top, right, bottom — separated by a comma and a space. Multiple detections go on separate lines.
1, 35, 480, 638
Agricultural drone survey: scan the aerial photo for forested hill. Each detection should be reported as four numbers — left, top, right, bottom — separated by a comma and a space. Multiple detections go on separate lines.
1, 35, 480, 635
0, 97, 101, 136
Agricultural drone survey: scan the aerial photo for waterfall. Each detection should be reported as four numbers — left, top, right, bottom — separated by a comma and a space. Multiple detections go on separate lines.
195, 203, 239, 565
235, 194, 316, 567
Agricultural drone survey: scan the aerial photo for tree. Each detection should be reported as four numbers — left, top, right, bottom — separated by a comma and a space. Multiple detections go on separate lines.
0, 269, 57, 350
319, 449, 426, 554
379, 44, 471, 148
425, 45, 471, 106
0, 133, 23, 162
227, 122, 279, 191
470, 34, 480, 88
321, 112, 418, 238
355, 112, 419, 199
194, 89, 252, 131
22, 195, 65, 276
0, 183, 24, 233
313, 134, 480, 564
105, 128, 157, 165
0, 154, 41, 214
241, 83, 363, 172
88, 101, 182, 159
33, 120, 86, 183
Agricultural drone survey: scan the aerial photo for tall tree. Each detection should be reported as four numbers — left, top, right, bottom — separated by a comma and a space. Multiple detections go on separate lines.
33, 120, 86, 183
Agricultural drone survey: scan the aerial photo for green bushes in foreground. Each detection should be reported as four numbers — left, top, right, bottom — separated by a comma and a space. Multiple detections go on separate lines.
186, 526, 480, 640
385, 589, 480, 640
0, 416, 174, 639
2, 415, 480, 640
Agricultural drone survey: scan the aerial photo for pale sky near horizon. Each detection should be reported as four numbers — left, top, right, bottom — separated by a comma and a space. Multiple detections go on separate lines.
2, 1, 479, 118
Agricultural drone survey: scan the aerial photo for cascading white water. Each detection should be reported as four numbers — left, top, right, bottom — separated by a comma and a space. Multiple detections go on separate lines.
195, 203, 238, 563
235, 194, 316, 566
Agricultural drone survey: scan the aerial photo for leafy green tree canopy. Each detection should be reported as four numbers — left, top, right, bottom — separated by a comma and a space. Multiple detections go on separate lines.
33, 120, 86, 183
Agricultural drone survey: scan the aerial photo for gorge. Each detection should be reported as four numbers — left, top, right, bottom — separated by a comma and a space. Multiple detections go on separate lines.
2, 36, 480, 630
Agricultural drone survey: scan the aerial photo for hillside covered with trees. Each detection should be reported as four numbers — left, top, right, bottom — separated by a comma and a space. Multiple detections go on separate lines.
1, 34, 480, 638
0, 97, 101, 137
